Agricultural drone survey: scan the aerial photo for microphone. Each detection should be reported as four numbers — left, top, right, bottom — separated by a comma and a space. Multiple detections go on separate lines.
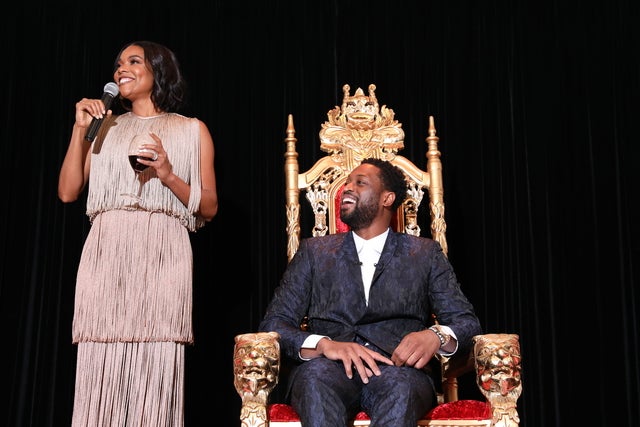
84, 82, 119, 142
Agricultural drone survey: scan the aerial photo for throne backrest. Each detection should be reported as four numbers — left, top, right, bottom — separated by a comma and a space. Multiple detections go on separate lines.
284, 83, 448, 261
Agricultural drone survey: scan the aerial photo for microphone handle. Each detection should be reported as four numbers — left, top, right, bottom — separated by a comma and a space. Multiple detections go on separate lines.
84, 92, 116, 142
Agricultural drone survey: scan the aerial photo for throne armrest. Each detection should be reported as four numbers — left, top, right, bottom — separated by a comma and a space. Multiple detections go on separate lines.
233, 332, 281, 427
233, 332, 522, 427
472, 334, 522, 427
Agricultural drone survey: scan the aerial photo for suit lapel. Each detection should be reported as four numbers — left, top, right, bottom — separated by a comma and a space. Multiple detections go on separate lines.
371, 231, 398, 284
339, 232, 367, 300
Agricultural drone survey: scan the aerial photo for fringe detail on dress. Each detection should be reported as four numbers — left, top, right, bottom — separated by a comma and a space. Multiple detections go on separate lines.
72, 341, 184, 427
87, 112, 204, 232
73, 210, 193, 343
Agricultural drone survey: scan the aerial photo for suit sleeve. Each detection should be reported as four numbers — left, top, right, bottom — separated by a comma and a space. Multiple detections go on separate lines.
259, 239, 315, 361
426, 242, 483, 353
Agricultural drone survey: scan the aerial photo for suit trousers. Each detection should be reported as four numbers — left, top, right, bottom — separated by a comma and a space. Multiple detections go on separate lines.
287, 357, 436, 427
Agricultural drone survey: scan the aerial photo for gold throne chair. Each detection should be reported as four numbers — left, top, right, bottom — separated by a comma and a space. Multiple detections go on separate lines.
234, 84, 522, 427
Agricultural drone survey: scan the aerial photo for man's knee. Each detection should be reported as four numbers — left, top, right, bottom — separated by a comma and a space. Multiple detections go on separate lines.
363, 366, 436, 414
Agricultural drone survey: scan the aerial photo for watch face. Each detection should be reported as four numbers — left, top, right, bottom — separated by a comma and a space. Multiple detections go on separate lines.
441, 332, 451, 345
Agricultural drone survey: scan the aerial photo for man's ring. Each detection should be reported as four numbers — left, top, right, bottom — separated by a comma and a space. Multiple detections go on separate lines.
152, 152, 159, 161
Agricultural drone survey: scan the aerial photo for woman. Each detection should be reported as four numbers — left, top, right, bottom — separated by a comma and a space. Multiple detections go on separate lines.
58, 40, 218, 426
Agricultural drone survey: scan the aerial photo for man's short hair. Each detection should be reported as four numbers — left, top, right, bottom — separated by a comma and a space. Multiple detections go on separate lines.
361, 158, 407, 210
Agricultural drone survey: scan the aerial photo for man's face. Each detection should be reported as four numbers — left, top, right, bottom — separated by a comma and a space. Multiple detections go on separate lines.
340, 163, 384, 230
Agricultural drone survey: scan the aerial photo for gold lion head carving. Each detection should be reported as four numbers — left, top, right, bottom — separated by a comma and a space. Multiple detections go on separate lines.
233, 332, 281, 399
474, 333, 522, 400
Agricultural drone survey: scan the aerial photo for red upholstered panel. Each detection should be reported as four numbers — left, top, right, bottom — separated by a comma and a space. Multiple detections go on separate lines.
268, 400, 491, 422
334, 187, 350, 233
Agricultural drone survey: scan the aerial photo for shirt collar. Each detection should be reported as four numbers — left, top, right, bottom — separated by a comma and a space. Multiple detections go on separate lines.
352, 228, 390, 256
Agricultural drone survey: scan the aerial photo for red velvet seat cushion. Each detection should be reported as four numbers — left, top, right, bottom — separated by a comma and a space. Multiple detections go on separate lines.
269, 404, 301, 422
425, 400, 492, 420
268, 400, 491, 422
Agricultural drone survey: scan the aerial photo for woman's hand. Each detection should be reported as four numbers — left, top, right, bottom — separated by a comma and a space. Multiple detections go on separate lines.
137, 132, 173, 182
75, 98, 110, 128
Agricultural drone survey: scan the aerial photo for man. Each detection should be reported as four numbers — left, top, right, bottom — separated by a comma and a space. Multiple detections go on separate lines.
260, 158, 482, 427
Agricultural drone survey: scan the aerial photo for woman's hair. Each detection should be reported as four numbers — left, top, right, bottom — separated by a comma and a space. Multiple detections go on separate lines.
114, 40, 188, 113
361, 158, 407, 210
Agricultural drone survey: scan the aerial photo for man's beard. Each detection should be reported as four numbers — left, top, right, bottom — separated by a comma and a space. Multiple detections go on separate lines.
341, 199, 377, 231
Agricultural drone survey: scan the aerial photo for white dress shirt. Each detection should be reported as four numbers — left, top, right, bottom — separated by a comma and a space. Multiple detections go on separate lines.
352, 229, 389, 304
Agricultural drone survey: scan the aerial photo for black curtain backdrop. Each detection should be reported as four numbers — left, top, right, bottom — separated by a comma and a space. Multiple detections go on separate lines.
2, 1, 639, 426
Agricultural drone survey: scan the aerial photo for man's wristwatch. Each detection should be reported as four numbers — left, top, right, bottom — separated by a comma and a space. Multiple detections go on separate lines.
428, 325, 451, 348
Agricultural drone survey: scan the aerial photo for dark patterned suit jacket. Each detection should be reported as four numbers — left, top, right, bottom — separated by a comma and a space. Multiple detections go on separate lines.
259, 229, 482, 362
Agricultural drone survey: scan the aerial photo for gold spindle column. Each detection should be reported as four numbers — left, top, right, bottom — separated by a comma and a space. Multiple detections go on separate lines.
425, 115, 448, 256
284, 114, 301, 261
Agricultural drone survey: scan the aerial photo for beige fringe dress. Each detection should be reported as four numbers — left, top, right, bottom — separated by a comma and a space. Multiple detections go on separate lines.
71, 112, 205, 427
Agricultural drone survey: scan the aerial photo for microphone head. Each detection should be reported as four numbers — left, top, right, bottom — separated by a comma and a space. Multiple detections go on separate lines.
103, 82, 119, 97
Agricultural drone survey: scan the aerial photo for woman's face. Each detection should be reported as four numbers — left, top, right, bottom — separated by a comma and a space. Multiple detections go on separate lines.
113, 44, 154, 103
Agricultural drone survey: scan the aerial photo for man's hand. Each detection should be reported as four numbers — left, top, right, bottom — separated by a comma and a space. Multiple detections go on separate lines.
391, 330, 441, 369
306, 338, 394, 383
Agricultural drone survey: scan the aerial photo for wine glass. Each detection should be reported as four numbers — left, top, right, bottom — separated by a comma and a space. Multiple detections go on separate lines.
121, 133, 157, 206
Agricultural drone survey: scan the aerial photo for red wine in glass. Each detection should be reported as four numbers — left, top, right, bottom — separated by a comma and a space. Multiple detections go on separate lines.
122, 134, 157, 206
128, 155, 151, 173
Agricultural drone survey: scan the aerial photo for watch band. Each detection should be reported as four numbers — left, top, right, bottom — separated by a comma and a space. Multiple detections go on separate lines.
428, 325, 451, 348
